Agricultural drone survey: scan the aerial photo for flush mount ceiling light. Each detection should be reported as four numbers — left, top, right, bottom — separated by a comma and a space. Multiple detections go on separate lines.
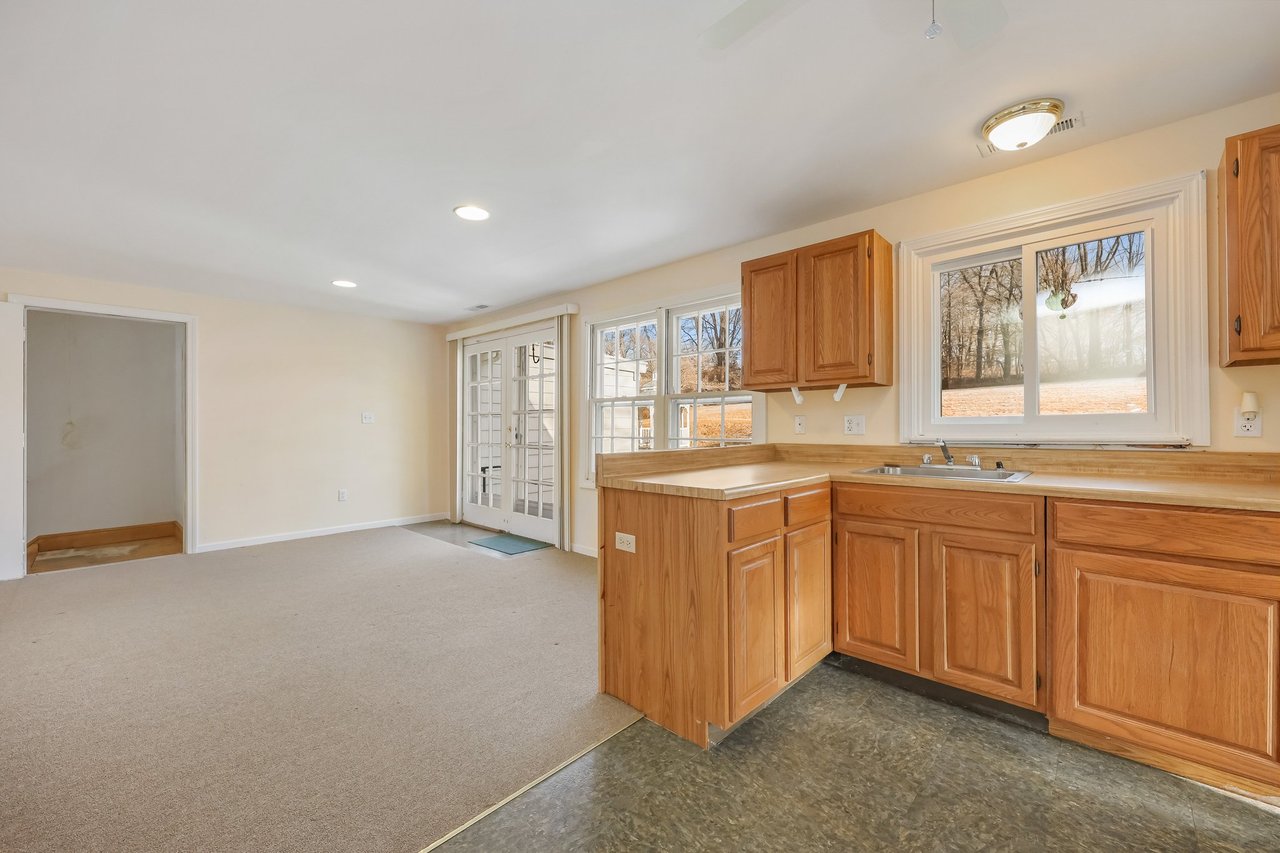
453, 204, 490, 221
331, 279, 358, 288
981, 98, 1064, 151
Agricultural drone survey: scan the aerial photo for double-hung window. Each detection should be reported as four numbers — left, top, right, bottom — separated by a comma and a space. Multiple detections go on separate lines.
901, 174, 1209, 446
588, 296, 762, 473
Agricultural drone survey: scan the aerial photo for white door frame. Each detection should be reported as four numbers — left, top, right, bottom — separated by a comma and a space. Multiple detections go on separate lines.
458, 320, 563, 547
5, 294, 199, 572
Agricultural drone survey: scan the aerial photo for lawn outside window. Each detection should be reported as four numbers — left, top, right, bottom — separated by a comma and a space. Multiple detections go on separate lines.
900, 173, 1208, 446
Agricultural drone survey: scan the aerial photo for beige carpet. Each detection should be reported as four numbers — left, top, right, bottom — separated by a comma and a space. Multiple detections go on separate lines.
0, 526, 639, 853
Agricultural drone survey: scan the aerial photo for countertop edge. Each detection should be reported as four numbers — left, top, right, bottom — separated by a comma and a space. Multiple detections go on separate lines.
599, 469, 1280, 513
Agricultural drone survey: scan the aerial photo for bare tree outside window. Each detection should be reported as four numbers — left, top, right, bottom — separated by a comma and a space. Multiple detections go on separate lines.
938, 230, 1147, 418
939, 257, 1024, 417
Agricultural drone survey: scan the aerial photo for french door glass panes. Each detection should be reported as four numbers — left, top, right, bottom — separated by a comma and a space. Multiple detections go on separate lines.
511, 338, 556, 528
462, 327, 559, 544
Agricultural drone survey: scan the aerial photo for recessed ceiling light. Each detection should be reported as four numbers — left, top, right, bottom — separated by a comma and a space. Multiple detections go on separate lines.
982, 98, 1064, 151
331, 279, 358, 288
453, 205, 490, 221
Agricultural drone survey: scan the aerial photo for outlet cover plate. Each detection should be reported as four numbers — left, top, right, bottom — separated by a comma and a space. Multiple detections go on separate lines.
1234, 407, 1263, 437
794, 415, 807, 435
843, 414, 866, 436
615, 532, 636, 553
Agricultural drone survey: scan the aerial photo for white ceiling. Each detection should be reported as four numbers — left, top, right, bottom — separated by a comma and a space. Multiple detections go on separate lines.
2, 1, 1278, 323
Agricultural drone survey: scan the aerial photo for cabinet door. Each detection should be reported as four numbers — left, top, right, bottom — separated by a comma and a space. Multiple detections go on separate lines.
1050, 548, 1280, 786
785, 520, 832, 681
833, 519, 920, 673
1230, 125, 1280, 359
798, 233, 871, 384
728, 534, 786, 722
741, 251, 798, 387
932, 535, 1039, 708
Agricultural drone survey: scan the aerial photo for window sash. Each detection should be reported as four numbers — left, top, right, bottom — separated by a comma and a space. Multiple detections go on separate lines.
587, 297, 760, 476
931, 220, 1158, 432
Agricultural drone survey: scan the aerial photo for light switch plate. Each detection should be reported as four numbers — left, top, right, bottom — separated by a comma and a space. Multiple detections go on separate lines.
361, 412, 375, 424
843, 414, 866, 436
615, 532, 636, 553
338, 488, 349, 502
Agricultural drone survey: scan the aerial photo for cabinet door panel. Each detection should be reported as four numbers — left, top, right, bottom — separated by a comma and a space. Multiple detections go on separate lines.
786, 520, 832, 681
742, 252, 798, 387
834, 519, 920, 673
933, 535, 1038, 707
729, 535, 786, 722
798, 233, 871, 384
1237, 127, 1280, 354
1050, 548, 1280, 785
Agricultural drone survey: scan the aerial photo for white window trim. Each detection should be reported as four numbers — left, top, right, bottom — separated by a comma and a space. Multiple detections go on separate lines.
899, 172, 1209, 447
582, 293, 767, 487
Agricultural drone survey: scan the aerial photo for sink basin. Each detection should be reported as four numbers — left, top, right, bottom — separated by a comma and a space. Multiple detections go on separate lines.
858, 465, 1032, 483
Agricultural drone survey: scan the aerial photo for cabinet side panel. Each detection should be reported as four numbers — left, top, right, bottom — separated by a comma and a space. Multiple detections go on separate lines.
599, 488, 710, 745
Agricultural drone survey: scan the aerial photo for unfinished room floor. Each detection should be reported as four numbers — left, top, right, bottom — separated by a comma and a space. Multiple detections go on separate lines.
30, 534, 183, 573
438, 664, 1279, 853
0, 526, 638, 852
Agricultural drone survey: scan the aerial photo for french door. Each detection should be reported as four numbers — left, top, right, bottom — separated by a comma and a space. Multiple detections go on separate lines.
461, 324, 559, 544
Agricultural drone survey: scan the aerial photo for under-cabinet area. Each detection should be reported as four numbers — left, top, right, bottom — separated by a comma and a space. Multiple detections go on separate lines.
597, 443, 1280, 799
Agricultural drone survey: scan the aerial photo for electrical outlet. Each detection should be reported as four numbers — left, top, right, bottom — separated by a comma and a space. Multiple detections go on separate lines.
793, 415, 807, 435
361, 412, 375, 424
843, 414, 866, 436
338, 488, 349, 501
1234, 408, 1263, 437
614, 531, 636, 553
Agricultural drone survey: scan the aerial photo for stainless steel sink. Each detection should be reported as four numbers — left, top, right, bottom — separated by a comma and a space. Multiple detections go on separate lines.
858, 465, 1032, 483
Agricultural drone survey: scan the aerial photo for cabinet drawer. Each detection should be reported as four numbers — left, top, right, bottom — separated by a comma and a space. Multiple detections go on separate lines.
835, 484, 1040, 537
1052, 500, 1280, 567
728, 493, 784, 543
784, 486, 831, 528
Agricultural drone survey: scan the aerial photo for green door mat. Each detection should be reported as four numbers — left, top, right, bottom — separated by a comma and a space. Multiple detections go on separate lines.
469, 534, 553, 555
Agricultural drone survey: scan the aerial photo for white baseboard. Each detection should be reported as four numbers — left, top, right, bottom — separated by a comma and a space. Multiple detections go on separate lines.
194, 513, 449, 553
571, 542, 597, 558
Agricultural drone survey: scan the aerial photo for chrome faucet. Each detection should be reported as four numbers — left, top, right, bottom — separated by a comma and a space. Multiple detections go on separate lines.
937, 439, 955, 465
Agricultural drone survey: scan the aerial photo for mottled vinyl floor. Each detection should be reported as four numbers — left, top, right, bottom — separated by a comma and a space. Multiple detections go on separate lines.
438, 663, 1279, 853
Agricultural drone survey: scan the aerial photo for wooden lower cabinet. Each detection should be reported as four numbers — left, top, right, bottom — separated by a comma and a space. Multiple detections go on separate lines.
833, 484, 1044, 710
599, 485, 832, 746
786, 520, 833, 680
728, 535, 787, 722
834, 519, 921, 673
1050, 546, 1280, 787
933, 535, 1038, 707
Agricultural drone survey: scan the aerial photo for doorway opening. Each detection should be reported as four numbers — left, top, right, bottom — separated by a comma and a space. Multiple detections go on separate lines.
460, 323, 561, 546
22, 305, 191, 573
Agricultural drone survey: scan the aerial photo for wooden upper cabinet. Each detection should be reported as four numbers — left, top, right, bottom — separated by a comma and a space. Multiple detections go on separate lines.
1220, 122, 1280, 365
728, 534, 787, 723
932, 534, 1039, 709
742, 229, 893, 390
785, 520, 833, 681
1050, 547, 1280, 786
741, 251, 798, 386
799, 233, 871, 384
833, 518, 920, 673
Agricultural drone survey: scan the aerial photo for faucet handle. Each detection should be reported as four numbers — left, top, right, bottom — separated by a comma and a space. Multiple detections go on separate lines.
922, 453, 934, 465
966, 455, 982, 468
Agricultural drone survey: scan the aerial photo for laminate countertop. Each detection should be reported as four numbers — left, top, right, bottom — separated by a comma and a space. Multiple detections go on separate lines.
597, 460, 1280, 513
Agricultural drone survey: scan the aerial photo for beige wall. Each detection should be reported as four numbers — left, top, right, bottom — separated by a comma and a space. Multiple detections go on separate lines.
447, 90, 1280, 554
3, 268, 450, 549
25, 310, 183, 538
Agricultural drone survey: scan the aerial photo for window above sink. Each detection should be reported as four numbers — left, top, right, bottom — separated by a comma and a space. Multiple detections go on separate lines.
899, 174, 1209, 447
